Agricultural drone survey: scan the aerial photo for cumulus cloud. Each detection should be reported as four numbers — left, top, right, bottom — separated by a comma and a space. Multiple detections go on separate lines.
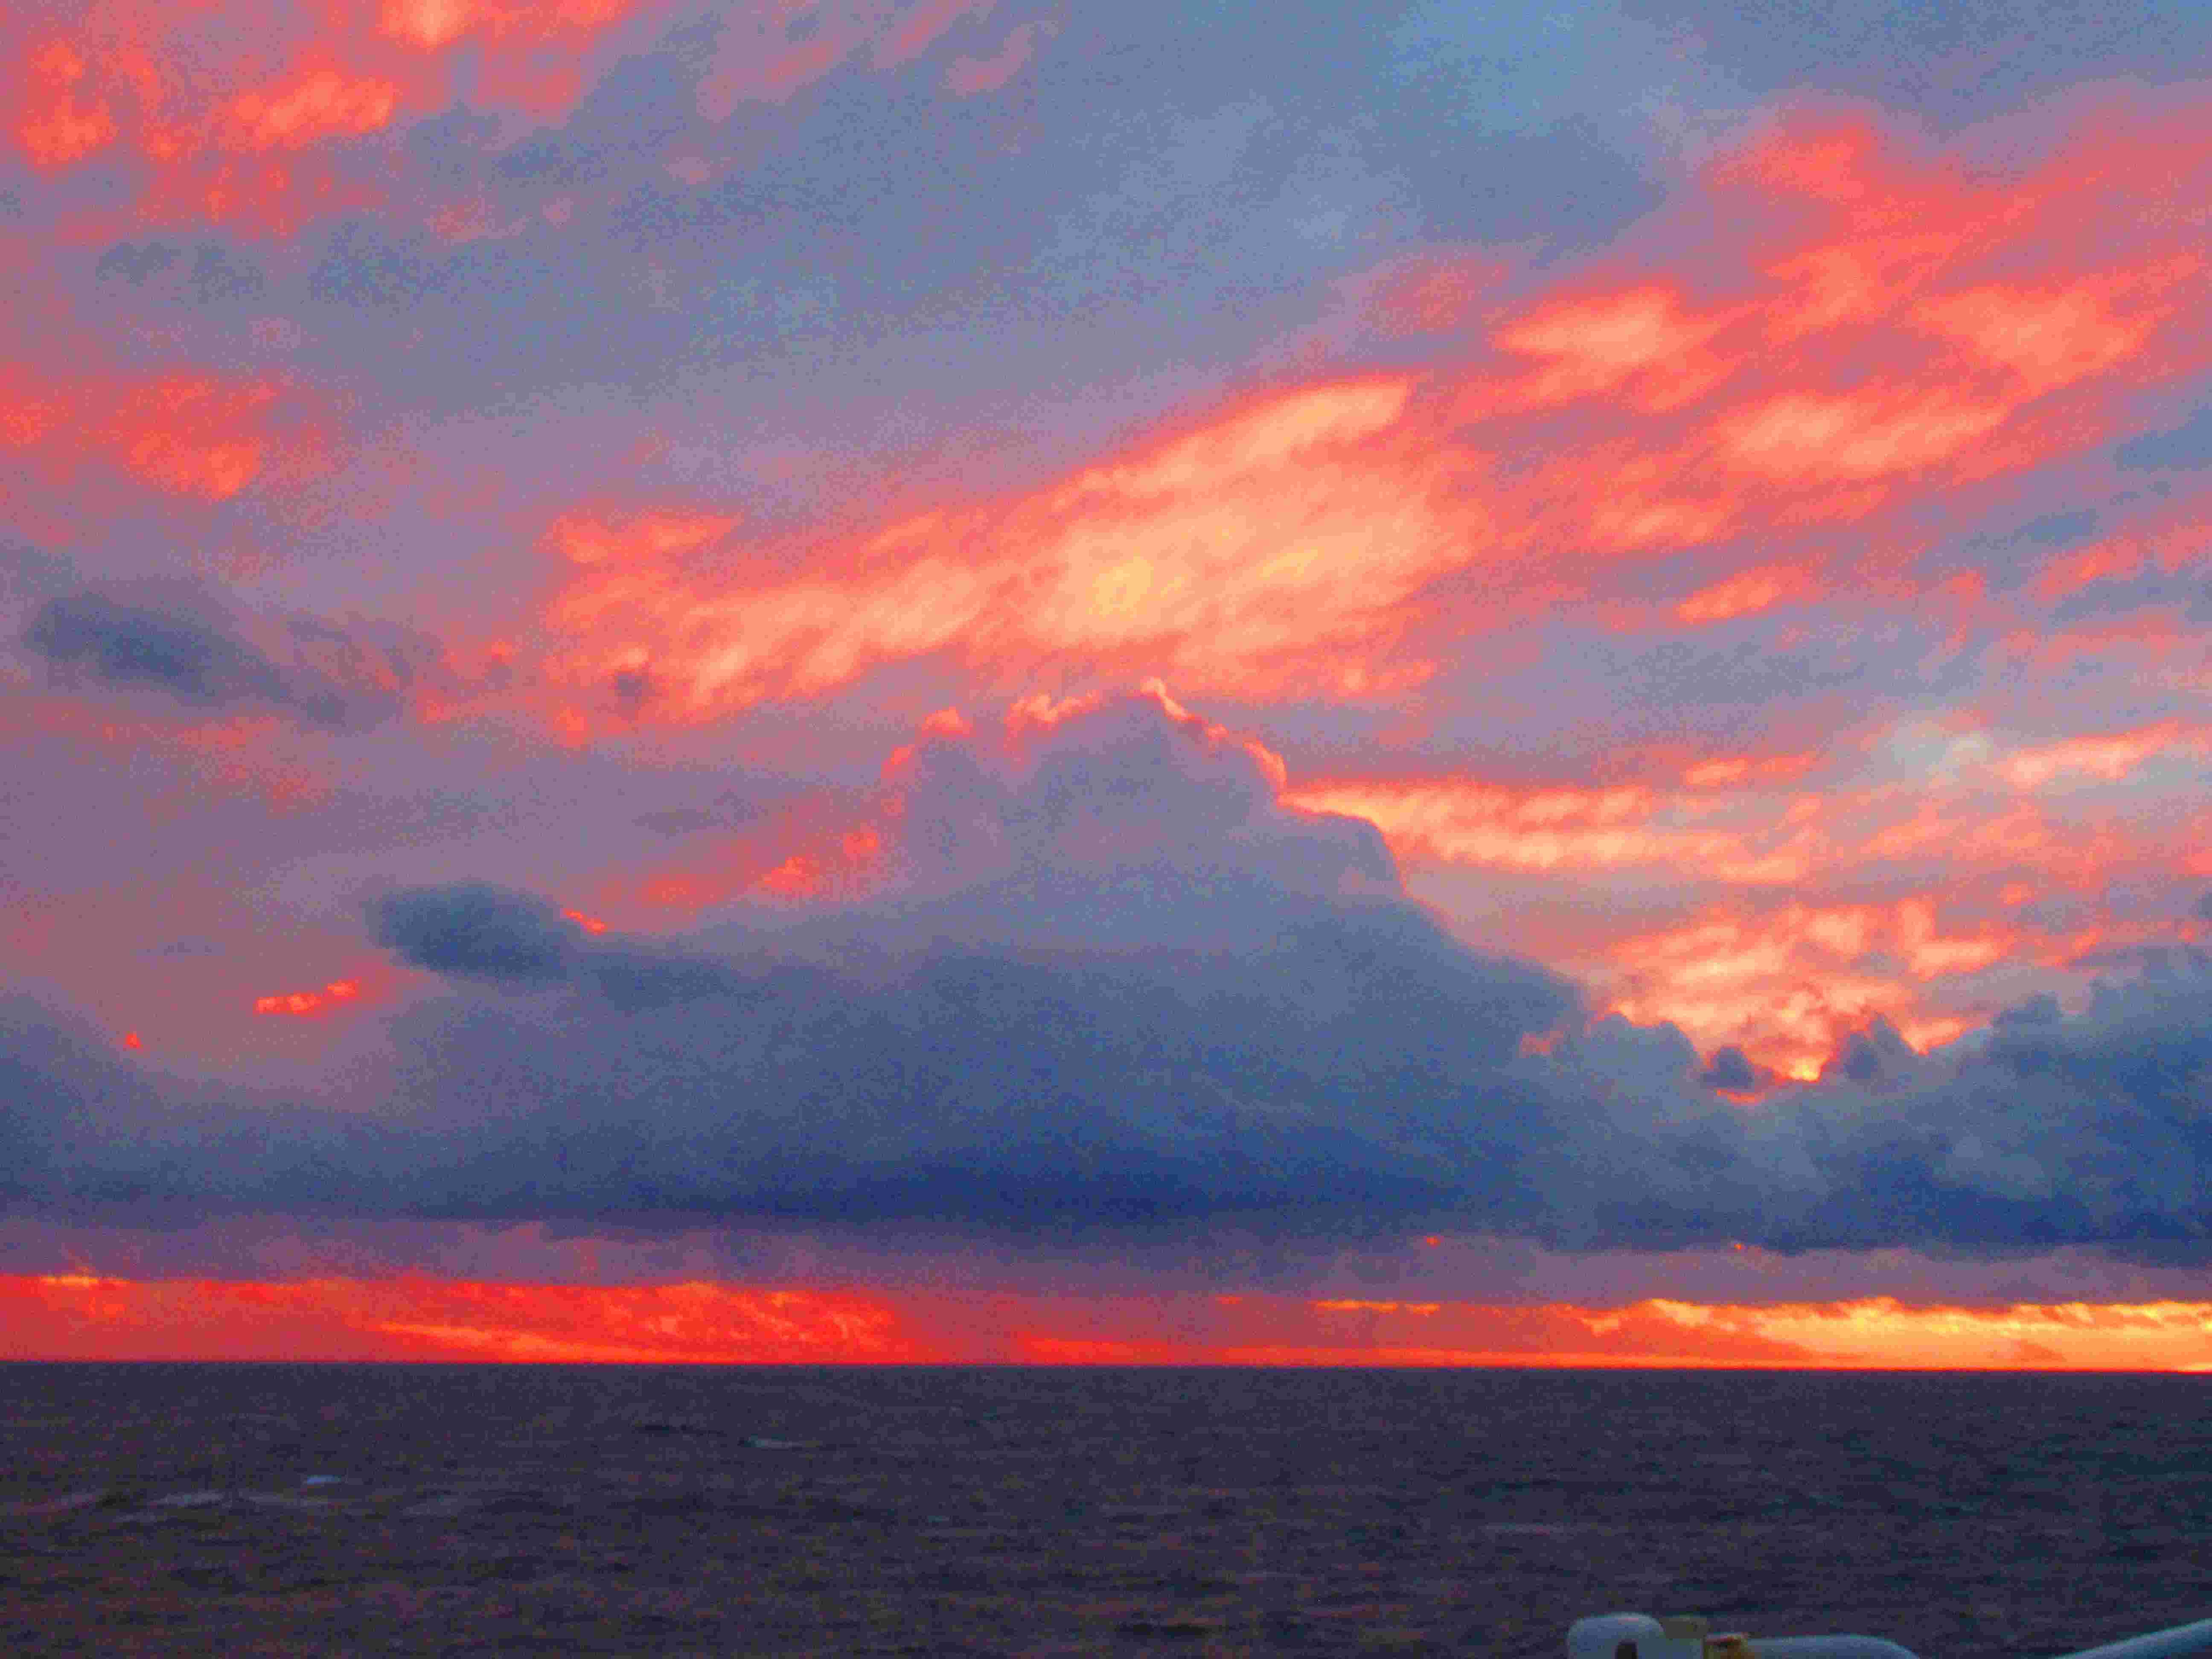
12, 908, 2212, 1258
9, 689, 2212, 1261
323, 693, 1570, 1234
350, 899, 1571, 1234
892, 687, 1398, 897
1517, 968, 2212, 1259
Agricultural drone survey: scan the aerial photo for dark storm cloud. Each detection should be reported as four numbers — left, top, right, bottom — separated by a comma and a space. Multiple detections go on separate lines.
325, 693, 1572, 1233
370, 884, 578, 984
21, 589, 462, 732
1599, 975, 2212, 1260
0, 999, 96, 1202
16, 925, 2212, 1259
336, 881, 1572, 1235
20, 676, 2212, 1257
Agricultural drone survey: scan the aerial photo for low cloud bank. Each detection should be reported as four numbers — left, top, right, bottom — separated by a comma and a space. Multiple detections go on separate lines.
6, 690, 2210, 1259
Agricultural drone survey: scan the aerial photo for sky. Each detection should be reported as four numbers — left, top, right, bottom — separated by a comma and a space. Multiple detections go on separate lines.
7, 0, 2212, 1366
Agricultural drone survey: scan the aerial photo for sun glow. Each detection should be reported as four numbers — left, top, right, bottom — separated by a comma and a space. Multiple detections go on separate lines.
4, 1274, 2209, 1370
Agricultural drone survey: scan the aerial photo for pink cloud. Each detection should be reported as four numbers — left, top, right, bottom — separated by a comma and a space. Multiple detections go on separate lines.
530, 92, 2212, 723
944, 19, 1041, 97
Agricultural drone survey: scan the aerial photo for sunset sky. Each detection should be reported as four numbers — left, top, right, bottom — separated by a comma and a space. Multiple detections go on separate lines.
8, 0, 2212, 1367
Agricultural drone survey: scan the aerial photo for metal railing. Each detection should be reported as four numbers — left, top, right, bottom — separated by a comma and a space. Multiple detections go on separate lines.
1568, 1612, 2212, 1659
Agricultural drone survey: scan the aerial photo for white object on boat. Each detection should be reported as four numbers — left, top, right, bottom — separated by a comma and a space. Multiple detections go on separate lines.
2054, 1619, 2212, 1659
1569, 1612, 2212, 1659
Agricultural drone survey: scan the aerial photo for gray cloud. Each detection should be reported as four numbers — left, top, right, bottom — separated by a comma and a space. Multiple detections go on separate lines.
15, 687, 2212, 1260
370, 884, 578, 983
337, 886, 1572, 1236
27, 592, 294, 712
1629, 0, 2212, 131
21, 588, 462, 732
2117, 406, 2212, 471
13, 926, 2212, 1259
1524, 972, 2212, 1260
1700, 1045, 1757, 1091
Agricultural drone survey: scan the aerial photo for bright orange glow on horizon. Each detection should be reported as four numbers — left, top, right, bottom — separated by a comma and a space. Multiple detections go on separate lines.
6, 1273, 2211, 1371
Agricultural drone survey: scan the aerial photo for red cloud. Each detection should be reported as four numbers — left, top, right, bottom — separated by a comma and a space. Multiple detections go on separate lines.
6, 0, 642, 232
252, 979, 361, 1018
534, 93, 2212, 724
0, 354, 327, 529
247, 961, 401, 1020
10, 0, 1035, 230
1288, 697, 2212, 1073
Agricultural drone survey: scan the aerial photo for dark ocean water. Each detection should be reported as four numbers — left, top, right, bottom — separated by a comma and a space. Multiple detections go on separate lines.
1, 1364, 2209, 1657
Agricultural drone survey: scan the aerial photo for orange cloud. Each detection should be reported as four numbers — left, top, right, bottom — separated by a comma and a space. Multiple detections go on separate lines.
1489, 282, 1736, 414
535, 95, 2212, 722
221, 63, 401, 151
0, 360, 312, 504
6, 1273, 2209, 1369
12, 37, 116, 165
751, 824, 885, 900
246, 959, 403, 1020
541, 375, 1458, 717
105, 375, 284, 500
251, 978, 361, 1018
6, 0, 656, 229
602, 795, 889, 914
1287, 776, 1781, 880
1288, 690, 2212, 1070
1994, 721, 2209, 790
1592, 898, 2044, 1076
1675, 562, 1818, 624
10, 0, 1037, 228
377, 0, 637, 53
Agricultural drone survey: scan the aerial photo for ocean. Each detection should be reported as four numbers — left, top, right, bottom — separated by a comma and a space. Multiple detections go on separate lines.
1, 1364, 2207, 1656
